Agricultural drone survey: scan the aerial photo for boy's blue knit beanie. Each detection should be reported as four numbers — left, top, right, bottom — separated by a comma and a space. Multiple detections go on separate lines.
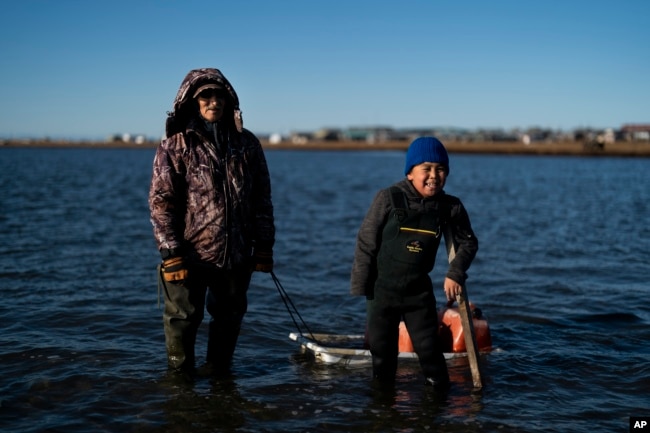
404, 136, 449, 175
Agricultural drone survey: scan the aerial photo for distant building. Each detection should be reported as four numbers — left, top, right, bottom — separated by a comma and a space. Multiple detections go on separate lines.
313, 128, 343, 141
620, 124, 650, 141
343, 126, 407, 143
106, 133, 150, 144
289, 131, 313, 144
268, 133, 283, 144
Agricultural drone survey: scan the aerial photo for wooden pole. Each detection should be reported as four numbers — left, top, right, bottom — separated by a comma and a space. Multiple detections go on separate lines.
456, 286, 483, 389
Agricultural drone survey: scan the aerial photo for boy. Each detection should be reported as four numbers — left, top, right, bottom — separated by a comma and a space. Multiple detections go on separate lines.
350, 136, 478, 388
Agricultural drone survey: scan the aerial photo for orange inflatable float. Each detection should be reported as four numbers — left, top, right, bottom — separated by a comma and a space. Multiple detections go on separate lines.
398, 321, 414, 352
398, 302, 492, 353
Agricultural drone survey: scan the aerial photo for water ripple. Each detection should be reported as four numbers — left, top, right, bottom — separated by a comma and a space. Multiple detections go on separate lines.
1, 148, 649, 432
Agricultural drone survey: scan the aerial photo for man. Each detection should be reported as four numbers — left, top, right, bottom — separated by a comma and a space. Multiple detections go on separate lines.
149, 68, 275, 376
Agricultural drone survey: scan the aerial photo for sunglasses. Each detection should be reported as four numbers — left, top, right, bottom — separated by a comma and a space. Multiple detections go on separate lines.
197, 89, 226, 99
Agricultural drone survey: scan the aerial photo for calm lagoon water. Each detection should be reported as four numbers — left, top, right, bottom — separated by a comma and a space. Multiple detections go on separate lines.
0, 147, 648, 432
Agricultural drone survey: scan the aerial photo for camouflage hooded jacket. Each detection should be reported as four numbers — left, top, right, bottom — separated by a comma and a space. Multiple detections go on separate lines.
148, 68, 274, 269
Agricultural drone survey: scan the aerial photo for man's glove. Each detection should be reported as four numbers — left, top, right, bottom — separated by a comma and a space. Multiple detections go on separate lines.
253, 249, 273, 273
162, 256, 188, 282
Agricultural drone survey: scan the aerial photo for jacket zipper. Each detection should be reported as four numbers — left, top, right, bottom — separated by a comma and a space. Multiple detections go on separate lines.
205, 128, 229, 268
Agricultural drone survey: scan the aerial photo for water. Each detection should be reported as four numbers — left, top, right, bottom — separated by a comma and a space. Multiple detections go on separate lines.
1, 147, 649, 432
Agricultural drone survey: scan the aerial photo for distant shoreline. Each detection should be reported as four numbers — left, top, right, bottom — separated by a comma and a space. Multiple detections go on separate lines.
2, 139, 649, 157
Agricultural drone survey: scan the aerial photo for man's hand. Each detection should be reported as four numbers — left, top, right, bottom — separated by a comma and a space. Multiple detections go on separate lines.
253, 249, 273, 273
162, 256, 188, 282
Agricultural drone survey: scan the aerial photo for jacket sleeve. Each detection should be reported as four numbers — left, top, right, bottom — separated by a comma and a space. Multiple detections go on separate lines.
247, 131, 275, 250
148, 136, 187, 255
350, 189, 390, 297
443, 199, 478, 285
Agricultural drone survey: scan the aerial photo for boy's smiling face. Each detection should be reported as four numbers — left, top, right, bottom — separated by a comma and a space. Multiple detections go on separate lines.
407, 162, 448, 197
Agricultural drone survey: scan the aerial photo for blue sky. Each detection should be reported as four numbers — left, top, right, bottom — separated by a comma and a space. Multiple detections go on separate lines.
1, 0, 648, 140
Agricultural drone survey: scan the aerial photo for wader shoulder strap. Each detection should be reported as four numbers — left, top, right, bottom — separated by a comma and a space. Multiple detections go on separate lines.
388, 186, 408, 211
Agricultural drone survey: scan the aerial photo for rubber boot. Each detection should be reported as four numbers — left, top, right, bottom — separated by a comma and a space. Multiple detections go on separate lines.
366, 297, 400, 383
164, 323, 198, 372
206, 321, 241, 377
159, 267, 205, 373
204, 270, 249, 377
165, 336, 186, 370
371, 351, 398, 383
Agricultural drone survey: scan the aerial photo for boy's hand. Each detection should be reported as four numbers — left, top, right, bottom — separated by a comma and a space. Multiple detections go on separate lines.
444, 277, 463, 302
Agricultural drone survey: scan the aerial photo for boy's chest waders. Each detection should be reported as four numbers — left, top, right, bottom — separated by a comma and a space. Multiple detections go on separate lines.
375, 189, 445, 296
